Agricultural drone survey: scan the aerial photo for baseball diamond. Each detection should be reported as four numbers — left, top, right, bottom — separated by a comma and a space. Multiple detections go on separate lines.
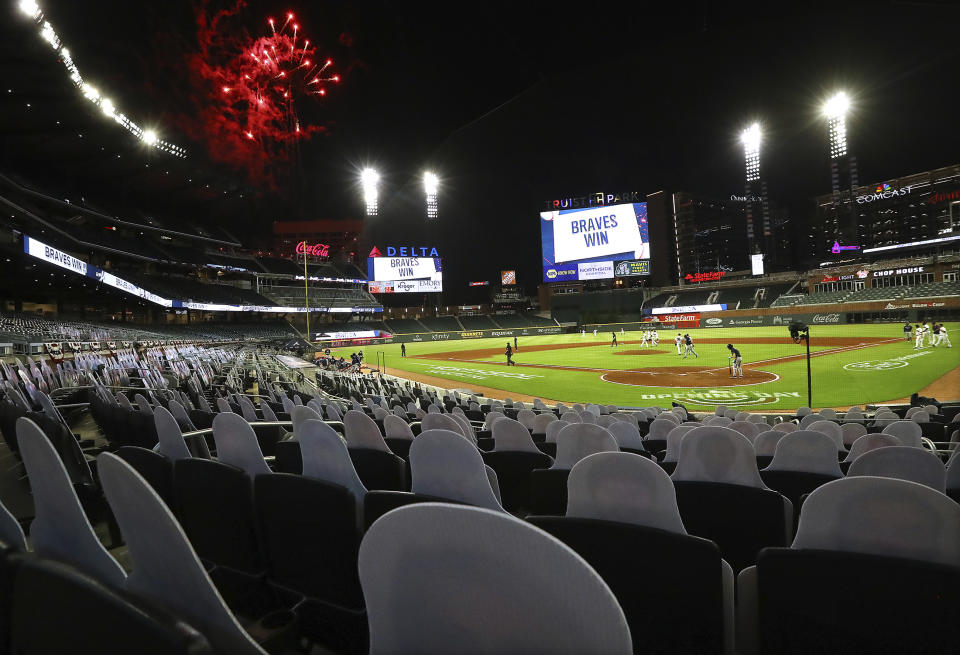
335, 323, 960, 411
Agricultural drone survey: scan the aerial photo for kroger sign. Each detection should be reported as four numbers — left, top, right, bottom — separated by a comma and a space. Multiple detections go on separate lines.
856, 183, 912, 204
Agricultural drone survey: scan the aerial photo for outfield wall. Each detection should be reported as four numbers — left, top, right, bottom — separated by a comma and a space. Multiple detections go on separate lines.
381, 325, 564, 344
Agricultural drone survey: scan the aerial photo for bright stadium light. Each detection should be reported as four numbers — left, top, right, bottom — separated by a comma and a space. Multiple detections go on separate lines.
741, 122, 761, 182
19, 0, 40, 19
141, 129, 158, 146
424, 171, 438, 219
823, 91, 850, 159
361, 168, 379, 216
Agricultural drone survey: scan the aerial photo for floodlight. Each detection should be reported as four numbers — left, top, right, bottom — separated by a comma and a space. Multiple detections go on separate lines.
142, 130, 158, 146
361, 168, 379, 216
741, 122, 761, 183
822, 92, 850, 119
424, 171, 439, 219
19, 0, 40, 18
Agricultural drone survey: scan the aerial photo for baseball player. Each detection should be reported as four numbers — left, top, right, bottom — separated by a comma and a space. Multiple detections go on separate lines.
675, 333, 683, 355
639, 330, 650, 348
937, 324, 952, 348
682, 333, 698, 359
903, 322, 912, 342
924, 322, 932, 346
727, 343, 743, 379
652, 329, 659, 345
914, 324, 925, 350
593, 328, 597, 337
611, 331, 618, 347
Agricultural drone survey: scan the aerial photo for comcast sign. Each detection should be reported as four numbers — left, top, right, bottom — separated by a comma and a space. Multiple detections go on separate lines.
856, 182, 912, 204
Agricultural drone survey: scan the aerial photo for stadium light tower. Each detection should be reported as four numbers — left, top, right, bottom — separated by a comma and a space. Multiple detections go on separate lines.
821, 91, 859, 254
823, 91, 850, 159
739, 122, 770, 261
424, 171, 438, 220
741, 122, 761, 183
361, 168, 379, 216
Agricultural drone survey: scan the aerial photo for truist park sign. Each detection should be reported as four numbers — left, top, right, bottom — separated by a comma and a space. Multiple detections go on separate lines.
856, 182, 912, 204
543, 191, 643, 211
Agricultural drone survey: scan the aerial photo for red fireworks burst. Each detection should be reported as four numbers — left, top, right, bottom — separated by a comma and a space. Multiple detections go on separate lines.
182, 2, 342, 186
221, 13, 339, 144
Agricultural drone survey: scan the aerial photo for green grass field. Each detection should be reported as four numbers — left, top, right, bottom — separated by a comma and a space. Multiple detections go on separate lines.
328, 323, 959, 411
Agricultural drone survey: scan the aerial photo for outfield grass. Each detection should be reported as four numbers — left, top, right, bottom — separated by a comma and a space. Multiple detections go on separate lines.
329, 323, 959, 411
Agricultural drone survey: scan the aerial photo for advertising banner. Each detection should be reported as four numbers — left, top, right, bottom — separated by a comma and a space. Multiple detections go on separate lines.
613, 259, 650, 277
369, 279, 443, 293
370, 256, 443, 282
698, 312, 850, 328
651, 304, 726, 315
577, 261, 615, 280
549, 204, 647, 263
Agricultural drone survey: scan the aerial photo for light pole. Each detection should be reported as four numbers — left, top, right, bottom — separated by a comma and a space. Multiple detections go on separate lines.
822, 91, 859, 250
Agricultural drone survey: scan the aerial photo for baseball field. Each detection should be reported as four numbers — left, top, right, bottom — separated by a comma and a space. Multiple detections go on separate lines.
330, 323, 960, 411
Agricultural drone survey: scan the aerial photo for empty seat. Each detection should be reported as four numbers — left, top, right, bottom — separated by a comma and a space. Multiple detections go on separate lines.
344, 410, 406, 491
211, 412, 271, 477
661, 425, 697, 473
358, 503, 631, 654
529, 452, 733, 654
737, 477, 960, 655
840, 422, 867, 448
672, 426, 792, 572
531, 424, 619, 516
9, 557, 215, 654
753, 430, 786, 469
882, 420, 924, 448
411, 430, 504, 512
760, 432, 843, 513
606, 420, 647, 455
807, 420, 845, 453
847, 446, 946, 492
729, 421, 760, 442
97, 453, 268, 654
16, 417, 125, 586
773, 422, 797, 433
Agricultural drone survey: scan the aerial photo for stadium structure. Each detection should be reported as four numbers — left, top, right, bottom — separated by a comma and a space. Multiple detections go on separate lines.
0, 2, 958, 655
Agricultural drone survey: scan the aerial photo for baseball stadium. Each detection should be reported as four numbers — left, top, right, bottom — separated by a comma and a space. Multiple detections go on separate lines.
2, 2, 960, 654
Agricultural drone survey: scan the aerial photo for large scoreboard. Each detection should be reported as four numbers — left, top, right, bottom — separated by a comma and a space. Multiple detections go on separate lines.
367, 245, 443, 293
540, 202, 650, 282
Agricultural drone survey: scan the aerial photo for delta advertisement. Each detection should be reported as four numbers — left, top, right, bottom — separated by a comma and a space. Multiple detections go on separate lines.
367, 245, 444, 293
541, 201, 649, 282
23, 236, 383, 314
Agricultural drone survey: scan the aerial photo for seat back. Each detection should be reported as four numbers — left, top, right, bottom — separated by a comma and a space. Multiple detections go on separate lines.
847, 446, 946, 492
545, 419, 570, 443
383, 414, 414, 440
882, 420, 923, 448
551, 423, 619, 470
171, 458, 263, 573
662, 425, 696, 463
154, 406, 192, 462
254, 474, 364, 608
344, 410, 391, 452
606, 421, 645, 450
492, 417, 541, 453
98, 453, 266, 654
115, 447, 174, 508
840, 422, 867, 447
10, 557, 214, 655
842, 433, 901, 463
765, 431, 843, 476
671, 426, 767, 488
358, 503, 631, 655
211, 413, 271, 477
16, 418, 125, 587
410, 430, 503, 511
299, 419, 367, 511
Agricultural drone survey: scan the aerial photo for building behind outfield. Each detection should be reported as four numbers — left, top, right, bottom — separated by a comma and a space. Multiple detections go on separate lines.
809, 163, 960, 263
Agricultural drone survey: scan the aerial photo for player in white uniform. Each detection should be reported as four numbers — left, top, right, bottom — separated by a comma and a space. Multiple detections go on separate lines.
914, 324, 925, 349
937, 324, 952, 348
593, 328, 597, 337
924, 322, 932, 346
639, 331, 650, 348
651, 329, 659, 345
674, 333, 683, 355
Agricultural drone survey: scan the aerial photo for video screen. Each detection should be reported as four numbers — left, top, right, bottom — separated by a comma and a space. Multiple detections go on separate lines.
540, 202, 649, 282
367, 255, 443, 293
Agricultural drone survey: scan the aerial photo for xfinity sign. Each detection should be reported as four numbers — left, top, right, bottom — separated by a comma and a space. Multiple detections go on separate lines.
856, 183, 912, 204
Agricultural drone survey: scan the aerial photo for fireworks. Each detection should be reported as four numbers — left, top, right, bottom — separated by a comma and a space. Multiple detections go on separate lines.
220, 13, 338, 144
183, 3, 343, 185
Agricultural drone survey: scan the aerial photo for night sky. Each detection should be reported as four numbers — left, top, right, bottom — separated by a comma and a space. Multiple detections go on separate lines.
4, 1, 960, 299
